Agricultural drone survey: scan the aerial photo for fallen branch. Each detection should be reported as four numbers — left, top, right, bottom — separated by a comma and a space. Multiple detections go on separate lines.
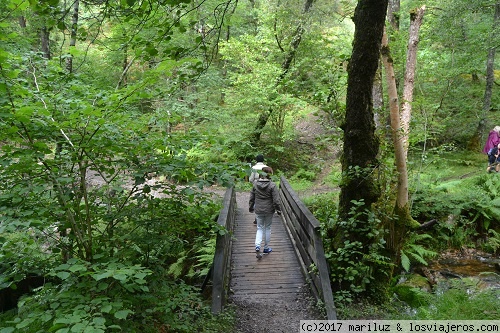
417, 219, 438, 231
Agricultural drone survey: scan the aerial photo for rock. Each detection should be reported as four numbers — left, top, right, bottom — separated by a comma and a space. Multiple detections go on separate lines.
392, 274, 432, 308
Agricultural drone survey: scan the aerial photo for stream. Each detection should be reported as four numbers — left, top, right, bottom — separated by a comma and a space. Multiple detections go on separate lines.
428, 255, 500, 290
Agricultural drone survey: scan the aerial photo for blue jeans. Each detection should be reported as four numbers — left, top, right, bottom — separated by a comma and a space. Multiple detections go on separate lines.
255, 213, 273, 250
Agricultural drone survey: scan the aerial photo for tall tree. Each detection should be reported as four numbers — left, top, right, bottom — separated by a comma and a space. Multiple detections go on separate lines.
400, 6, 425, 160
334, 0, 388, 294
473, 1, 499, 149
381, 7, 425, 263
66, 0, 79, 73
338, 0, 387, 222
250, 0, 315, 145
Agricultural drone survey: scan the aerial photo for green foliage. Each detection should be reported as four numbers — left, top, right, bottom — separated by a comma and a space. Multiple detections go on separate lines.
326, 200, 392, 303
290, 168, 317, 182
411, 169, 500, 251
482, 229, 500, 254
400, 234, 438, 272
404, 279, 500, 320
392, 275, 432, 308
0, 232, 53, 289
0, 258, 151, 332
0, 261, 233, 333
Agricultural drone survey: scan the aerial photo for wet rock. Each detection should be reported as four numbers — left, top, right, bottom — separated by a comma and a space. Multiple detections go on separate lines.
393, 274, 432, 307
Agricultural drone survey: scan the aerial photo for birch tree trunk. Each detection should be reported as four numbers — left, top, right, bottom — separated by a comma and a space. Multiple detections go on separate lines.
400, 6, 425, 159
381, 28, 407, 212
380, 8, 425, 267
66, 0, 80, 73
381, 28, 415, 265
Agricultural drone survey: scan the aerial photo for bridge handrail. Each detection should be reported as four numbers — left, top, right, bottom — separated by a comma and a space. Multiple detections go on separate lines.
279, 176, 337, 320
211, 186, 236, 314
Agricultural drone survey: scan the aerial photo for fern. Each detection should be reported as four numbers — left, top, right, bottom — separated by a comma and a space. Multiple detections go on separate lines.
485, 229, 500, 254
168, 252, 187, 279
401, 251, 411, 272
400, 233, 437, 272
188, 238, 216, 278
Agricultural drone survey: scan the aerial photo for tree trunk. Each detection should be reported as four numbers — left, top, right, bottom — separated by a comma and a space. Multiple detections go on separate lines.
400, 6, 425, 159
482, 28, 497, 113
472, 2, 499, 150
335, 0, 387, 293
66, 0, 80, 73
338, 0, 387, 223
250, 0, 315, 145
381, 28, 418, 268
387, 0, 400, 30
19, 16, 26, 28
41, 26, 51, 60
381, 29, 406, 213
372, 60, 384, 130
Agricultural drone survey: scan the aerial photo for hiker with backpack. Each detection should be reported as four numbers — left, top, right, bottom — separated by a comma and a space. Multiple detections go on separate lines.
249, 154, 269, 224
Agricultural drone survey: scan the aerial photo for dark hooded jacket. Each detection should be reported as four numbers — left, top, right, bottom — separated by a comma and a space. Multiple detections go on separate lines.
249, 178, 281, 215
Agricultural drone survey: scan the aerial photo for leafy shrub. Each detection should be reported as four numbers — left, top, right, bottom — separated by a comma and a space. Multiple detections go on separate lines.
290, 168, 317, 182
411, 174, 500, 251
0, 232, 53, 289
324, 201, 392, 303
0, 258, 232, 333
481, 229, 500, 254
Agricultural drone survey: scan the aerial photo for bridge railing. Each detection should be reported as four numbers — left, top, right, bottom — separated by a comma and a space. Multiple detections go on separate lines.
210, 187, 236, 314
278, 176, 337, 320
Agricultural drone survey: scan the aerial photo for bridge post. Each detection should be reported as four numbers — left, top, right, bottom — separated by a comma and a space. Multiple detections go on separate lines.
211, 187, 236, 314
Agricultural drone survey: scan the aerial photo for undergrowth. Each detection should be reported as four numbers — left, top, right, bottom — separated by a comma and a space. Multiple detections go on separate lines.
303, 146, 500, 319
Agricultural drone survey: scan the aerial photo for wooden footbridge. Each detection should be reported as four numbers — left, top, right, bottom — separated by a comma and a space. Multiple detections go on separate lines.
207, 176, 337, 320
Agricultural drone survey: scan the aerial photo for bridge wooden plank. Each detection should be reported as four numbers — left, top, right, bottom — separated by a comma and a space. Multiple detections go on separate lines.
230, 191, 307, 304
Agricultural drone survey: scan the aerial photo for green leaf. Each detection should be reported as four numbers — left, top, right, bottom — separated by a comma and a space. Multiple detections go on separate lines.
0, 327, 15, 333
57, 271, 71, 280
92, 317, 106, 326
145, 46, 158, 56
101, 304, 112, 313
93, 272, 113, 281
401, 251, 411, 272
69, 264, 87, 273
70, 323, 86, 332
114, 309, 132, 319
113, 273, 128, 281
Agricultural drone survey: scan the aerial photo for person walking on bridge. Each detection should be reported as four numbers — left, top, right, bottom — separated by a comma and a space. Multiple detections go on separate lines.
249, 154, 268, 183
249, 154, 268, 224
249, 166, 281, 255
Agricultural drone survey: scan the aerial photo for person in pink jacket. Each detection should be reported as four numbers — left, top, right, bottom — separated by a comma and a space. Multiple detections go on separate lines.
483, 126, 500, 154
483, 126, 500, 172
